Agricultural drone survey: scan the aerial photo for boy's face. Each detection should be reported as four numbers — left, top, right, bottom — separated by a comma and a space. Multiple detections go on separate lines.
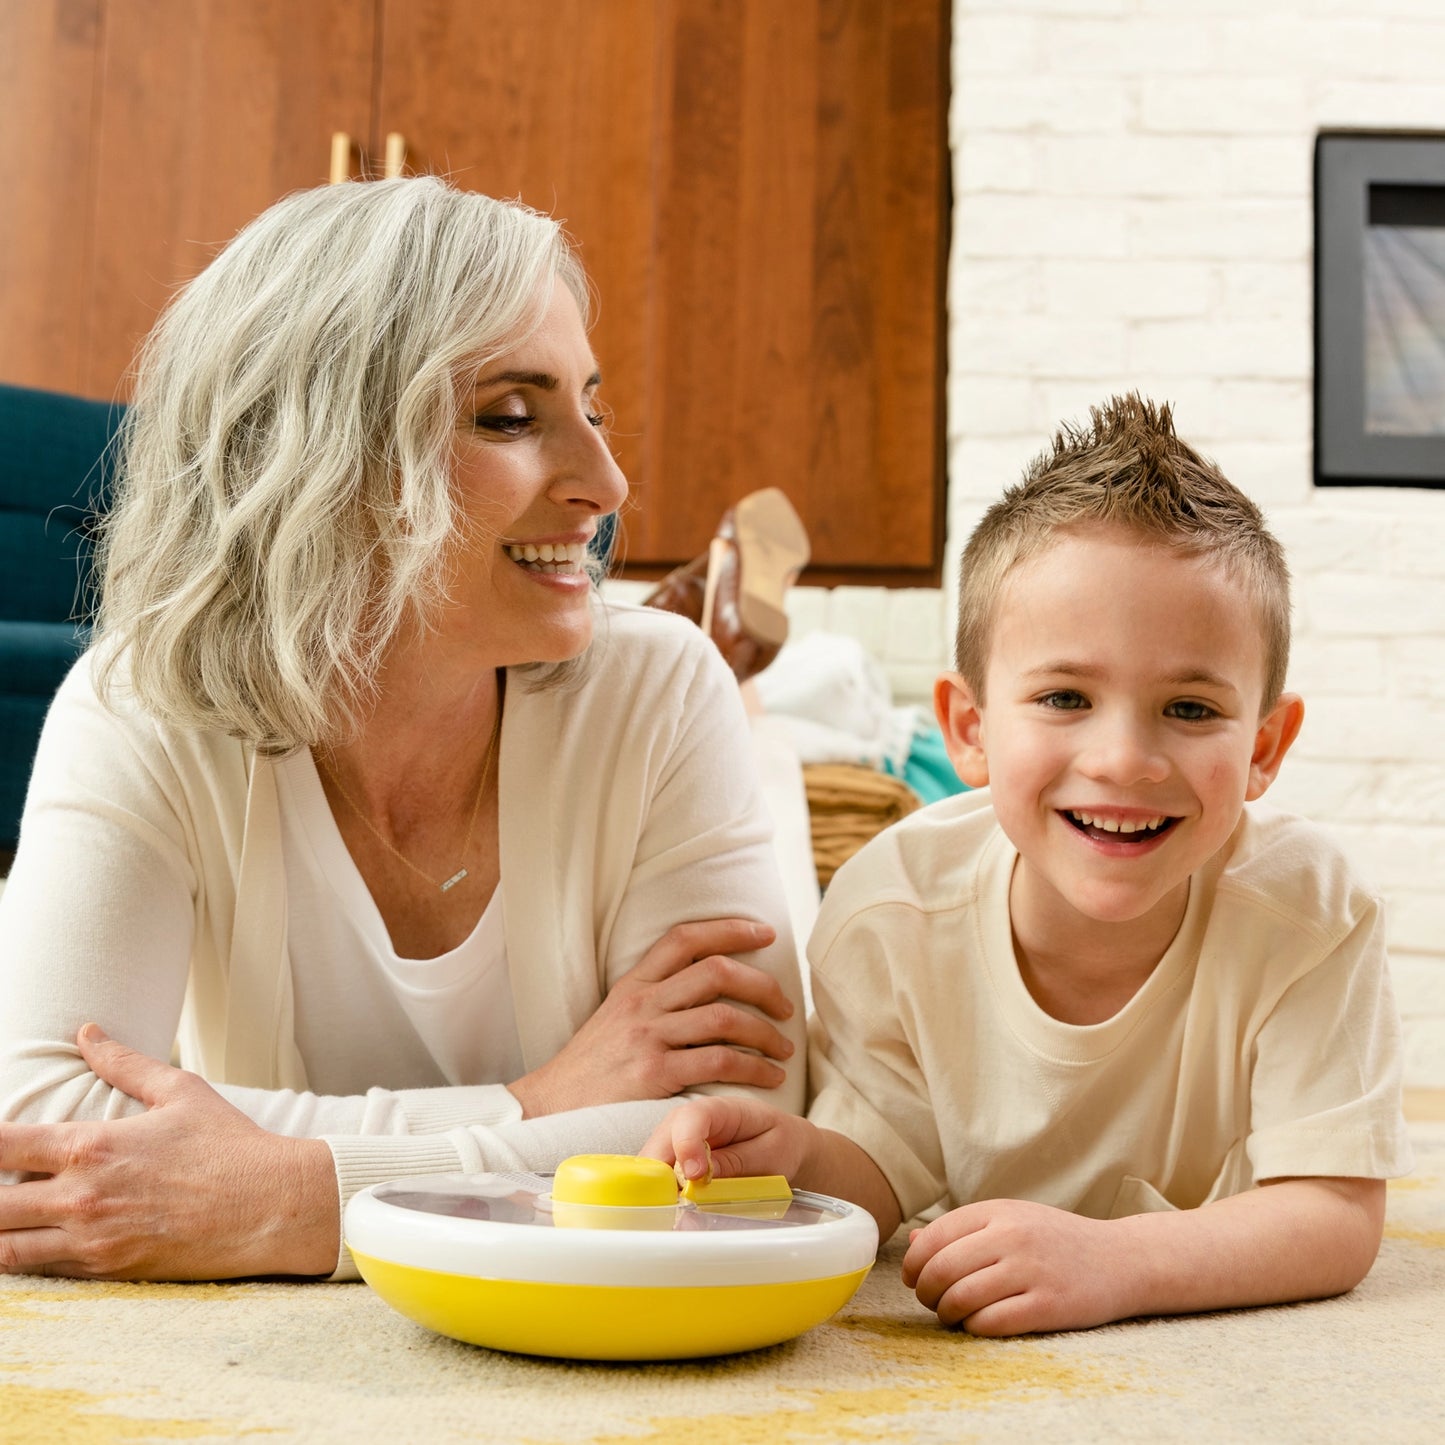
935, 526, 1304, 942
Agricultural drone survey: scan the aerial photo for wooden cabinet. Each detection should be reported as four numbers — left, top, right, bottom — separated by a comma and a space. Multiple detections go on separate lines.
0, 0, 948, 584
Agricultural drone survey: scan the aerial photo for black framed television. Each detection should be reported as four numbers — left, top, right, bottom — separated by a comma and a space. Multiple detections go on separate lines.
1314, 130, 1445, 490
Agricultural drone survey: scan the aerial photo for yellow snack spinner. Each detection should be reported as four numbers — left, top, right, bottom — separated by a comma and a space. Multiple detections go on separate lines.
344, 1153, 877, 1360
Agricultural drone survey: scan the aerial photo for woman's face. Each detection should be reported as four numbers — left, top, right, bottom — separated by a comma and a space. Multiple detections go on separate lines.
446, 282, 628, 667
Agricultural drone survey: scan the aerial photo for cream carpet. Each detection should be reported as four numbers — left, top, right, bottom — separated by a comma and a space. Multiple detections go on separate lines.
3, 1115, 1442, 1445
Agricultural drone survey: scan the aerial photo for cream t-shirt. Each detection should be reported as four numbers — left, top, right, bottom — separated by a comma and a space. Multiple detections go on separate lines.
274, 748, 525, 1095
807, 790, 1413, 1223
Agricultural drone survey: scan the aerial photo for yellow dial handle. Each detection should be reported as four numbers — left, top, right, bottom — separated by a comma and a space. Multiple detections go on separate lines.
552, 1155, 678, 1208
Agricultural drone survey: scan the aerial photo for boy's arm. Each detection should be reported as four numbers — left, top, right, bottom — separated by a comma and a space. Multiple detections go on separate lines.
904, 1175, 1384, 1337
641, 1097, 904, 1238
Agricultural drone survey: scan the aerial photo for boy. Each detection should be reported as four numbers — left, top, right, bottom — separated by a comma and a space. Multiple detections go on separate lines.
645, 394, 1412, 1337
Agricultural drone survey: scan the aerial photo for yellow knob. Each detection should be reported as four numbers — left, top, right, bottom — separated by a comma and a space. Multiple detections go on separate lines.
552, 1154, 679, 1208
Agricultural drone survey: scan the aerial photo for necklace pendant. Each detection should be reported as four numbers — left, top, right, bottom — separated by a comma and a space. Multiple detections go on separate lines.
439, 868, 468, 893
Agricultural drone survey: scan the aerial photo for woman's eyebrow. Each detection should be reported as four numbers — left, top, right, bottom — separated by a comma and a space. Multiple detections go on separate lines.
473, 368, 602, 392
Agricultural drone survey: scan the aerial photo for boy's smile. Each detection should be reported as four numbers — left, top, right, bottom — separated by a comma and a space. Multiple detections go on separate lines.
937, 523, 1304, 976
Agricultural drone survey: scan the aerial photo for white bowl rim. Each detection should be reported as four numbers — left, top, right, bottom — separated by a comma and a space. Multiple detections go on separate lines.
344, 1173, 879, 1287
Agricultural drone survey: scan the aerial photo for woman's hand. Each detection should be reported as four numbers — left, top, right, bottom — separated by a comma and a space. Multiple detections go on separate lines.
0, 1026, 339, 1281
508, 918, 796, 1118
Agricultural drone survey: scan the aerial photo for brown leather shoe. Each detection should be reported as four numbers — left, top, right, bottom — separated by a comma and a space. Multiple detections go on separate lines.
644, 488, 809, 682
640, 549, 707, 627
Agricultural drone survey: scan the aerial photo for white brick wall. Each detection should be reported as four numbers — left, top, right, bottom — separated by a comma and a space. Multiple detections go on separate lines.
763, 1, 1445, 1085
944, 0, 1445, 1085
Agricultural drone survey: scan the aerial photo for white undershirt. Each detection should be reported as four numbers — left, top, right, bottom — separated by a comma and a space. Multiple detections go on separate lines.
272, 750, 525, 1097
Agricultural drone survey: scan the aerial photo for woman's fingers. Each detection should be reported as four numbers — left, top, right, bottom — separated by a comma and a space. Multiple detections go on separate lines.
0, 1226, 82, 1277
75, 1024, 191, 1109
658, 953, 794, 1023
0, 1120, 80, 1178
0, 1171, 68, 1232
628, 919, 777, 985
509, 917, 798, 1116
660, 1043, 788, 1094
660, 998, 794, 1062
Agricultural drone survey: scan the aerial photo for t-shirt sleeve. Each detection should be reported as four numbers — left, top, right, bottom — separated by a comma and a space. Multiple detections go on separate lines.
1245, 889, 1413, 1183
804, 891, 949, 1222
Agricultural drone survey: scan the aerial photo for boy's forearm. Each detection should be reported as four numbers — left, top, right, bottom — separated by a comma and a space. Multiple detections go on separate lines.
1114, 1176, 1385, 1319
801, 1126, 904, 1239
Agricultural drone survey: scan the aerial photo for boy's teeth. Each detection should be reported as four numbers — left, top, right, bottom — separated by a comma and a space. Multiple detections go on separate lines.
1069, 810, 1167, 834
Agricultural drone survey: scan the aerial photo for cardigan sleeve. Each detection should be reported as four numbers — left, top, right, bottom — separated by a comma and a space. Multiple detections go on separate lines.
0, 658, 200, 1133
585, 614, 808, 1115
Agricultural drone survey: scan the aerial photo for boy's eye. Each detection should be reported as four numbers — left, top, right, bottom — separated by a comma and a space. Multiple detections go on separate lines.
1165, 699, 1218, 722
1038, 690, 1087, 711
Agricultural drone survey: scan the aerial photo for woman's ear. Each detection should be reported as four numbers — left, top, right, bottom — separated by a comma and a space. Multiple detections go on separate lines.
934, 672, 990, 788
1246, 691, 1305, 800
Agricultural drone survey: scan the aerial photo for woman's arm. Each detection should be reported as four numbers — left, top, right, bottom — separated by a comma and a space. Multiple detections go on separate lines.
562, 612, 810, 1112
0, 662, 200, 1136
0, 1027, 340, 1280
0, 1026, 728, 1281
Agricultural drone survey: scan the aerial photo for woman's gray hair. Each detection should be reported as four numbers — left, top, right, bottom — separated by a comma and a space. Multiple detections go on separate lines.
93, 176, 590, 752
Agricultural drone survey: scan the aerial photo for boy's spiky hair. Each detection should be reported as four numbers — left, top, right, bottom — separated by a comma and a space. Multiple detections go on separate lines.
954, 393, 1291, 709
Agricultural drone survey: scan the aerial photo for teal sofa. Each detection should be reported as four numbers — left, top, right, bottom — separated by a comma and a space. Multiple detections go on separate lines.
0, 383, 124, 855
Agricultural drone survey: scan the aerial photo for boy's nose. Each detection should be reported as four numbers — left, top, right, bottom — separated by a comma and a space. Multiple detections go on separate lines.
1077, 718, 1171, 786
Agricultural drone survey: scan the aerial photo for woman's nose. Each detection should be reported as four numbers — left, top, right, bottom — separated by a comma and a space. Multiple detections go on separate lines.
555, 418, 629, 515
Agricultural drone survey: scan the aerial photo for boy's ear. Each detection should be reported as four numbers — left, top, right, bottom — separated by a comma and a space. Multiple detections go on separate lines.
1246, 691, 1305, 801
934, 672, 990, 788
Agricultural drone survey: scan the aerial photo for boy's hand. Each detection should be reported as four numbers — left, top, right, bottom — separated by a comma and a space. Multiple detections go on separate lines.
902, 1198, 1132, 1337
905, 1178, 1384, 1337
640, 1096, 812, 1186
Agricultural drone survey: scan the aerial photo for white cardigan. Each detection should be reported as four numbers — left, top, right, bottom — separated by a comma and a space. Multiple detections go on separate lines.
0, 604, 806, 1271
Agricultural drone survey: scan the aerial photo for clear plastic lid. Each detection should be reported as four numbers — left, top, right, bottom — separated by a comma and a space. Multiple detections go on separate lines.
372, 1171, 844, 1232
345, 1169, 879, 1288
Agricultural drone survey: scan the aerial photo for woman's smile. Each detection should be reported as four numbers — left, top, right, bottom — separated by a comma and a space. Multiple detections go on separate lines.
502, 538, 590, 576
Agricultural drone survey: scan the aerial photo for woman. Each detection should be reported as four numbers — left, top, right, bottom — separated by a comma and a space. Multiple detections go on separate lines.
0, 177, 804, 1280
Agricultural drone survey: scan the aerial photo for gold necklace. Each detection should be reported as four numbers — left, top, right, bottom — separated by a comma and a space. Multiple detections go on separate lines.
319, 698, 503, 894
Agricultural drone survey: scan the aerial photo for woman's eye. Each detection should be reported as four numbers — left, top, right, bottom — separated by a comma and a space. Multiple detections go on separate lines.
1038, 690, 1087, 711
471, 413, 534, 435
1166, 699, 1217, 722
587, 412, 606, 430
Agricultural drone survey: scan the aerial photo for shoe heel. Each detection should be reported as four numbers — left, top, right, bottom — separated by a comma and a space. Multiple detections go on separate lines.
732, 488, 809, 646
699, 535, 731, 637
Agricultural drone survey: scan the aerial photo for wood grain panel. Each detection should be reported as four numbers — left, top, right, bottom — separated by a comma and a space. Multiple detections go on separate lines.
651, 0, 948, 578
381, 0, 947, 580
83, 0, 375, 399
0, 0, 103, 393
11, 0, 948, 579
376, 0, 657, 566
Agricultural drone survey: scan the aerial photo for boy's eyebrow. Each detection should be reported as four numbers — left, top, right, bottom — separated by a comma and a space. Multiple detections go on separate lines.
1024, 661, 1240, 692
1162, 667, 1240, 692
471, 368, 603, 392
